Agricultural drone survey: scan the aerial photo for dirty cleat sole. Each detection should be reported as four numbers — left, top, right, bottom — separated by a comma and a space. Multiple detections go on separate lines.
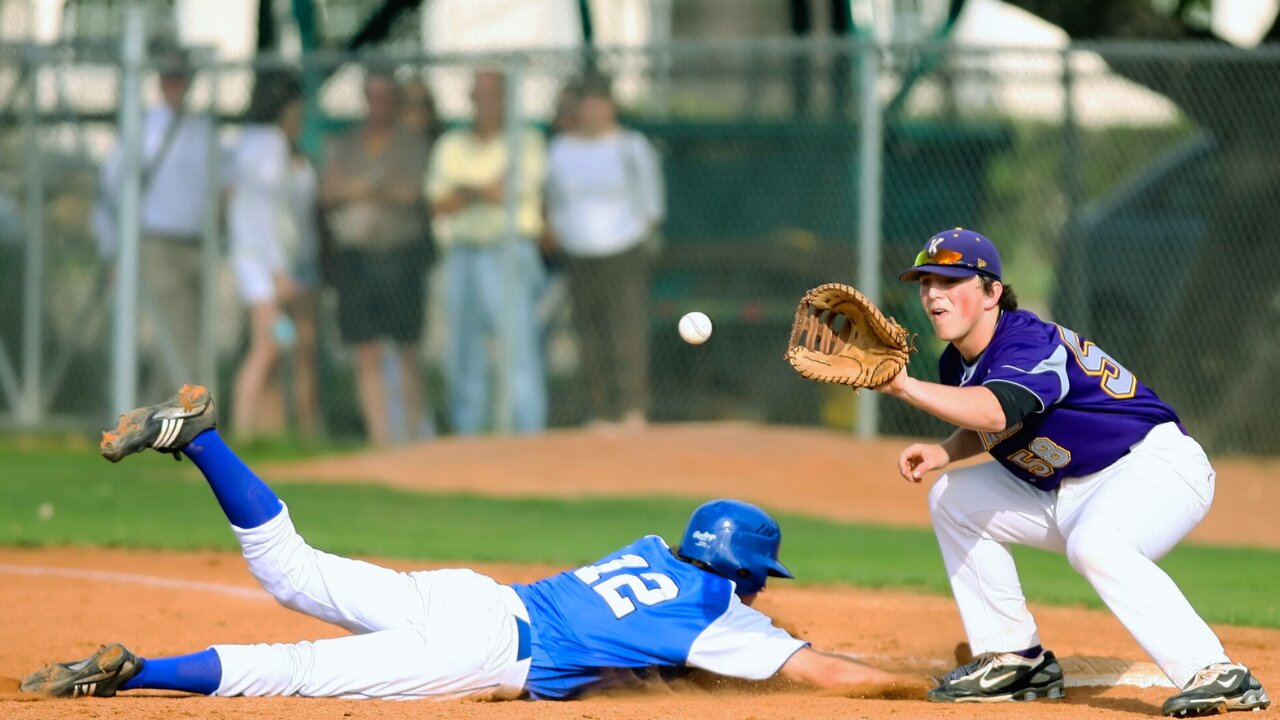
1164, 686, 1270, 717
1164, 691, 1270, 717
100, 384, 215, 462
21, 643, 141, 698
1162, 663, 1271, 717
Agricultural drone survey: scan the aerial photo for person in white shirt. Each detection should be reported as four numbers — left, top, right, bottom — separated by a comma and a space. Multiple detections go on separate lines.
92, 43, 219, 401
544, 74, 664, 429
228, 69, 320, 439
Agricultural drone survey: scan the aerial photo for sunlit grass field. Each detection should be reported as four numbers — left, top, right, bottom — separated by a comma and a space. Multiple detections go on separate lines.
1, 437, 1277, 628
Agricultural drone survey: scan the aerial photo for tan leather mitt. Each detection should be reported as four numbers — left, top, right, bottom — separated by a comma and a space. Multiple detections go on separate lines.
785, 283, 914, 389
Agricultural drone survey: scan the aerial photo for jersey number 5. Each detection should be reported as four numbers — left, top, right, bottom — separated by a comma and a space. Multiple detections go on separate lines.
1058, 326, 1137, 399
574, 555, 680, 619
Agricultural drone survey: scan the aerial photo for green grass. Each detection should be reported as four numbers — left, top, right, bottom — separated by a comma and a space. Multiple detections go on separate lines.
1, 443, 1277, 628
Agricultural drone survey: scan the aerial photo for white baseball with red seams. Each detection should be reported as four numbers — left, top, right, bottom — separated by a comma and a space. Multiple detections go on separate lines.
678, 312, 713, 345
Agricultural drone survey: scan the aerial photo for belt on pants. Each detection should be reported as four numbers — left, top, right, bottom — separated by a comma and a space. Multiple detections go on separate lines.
515, 616, 532, 662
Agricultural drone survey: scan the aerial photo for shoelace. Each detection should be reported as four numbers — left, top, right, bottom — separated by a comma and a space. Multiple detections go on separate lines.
940, 653, 998, 682
1185, 664, 1237, 691
939, 652, 1039, 684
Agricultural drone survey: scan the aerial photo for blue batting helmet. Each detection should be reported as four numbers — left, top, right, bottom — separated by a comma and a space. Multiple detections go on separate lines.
677, 499, 794, 595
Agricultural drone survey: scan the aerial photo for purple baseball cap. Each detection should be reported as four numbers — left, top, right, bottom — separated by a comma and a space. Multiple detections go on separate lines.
898, 227, 1003, 282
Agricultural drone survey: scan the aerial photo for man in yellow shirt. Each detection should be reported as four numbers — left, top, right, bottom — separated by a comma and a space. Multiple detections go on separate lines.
426, 70, 548, 433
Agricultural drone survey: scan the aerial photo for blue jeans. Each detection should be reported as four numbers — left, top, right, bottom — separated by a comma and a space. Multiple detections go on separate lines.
443, 239, 547, 434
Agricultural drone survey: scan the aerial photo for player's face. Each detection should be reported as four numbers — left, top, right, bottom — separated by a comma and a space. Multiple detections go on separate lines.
918, 273, 989, 342
739, 592, 758, 607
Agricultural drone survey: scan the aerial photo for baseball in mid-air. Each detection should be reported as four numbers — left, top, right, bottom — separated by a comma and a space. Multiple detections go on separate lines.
678, 311, 713, 345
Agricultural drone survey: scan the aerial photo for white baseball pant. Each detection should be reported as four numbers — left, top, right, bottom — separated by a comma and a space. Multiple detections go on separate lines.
928, 422, 1229, 687
210, 505, 532, 700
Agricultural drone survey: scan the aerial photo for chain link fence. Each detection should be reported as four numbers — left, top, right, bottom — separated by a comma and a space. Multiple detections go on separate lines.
2, 30, 1277, 453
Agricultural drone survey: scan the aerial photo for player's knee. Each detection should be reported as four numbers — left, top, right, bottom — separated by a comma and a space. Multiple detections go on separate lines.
246, 540, 321, 607
1065, 526, 1128, 577
255, 570, 308, 610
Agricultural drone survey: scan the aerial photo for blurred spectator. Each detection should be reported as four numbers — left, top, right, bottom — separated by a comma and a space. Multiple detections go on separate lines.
228, 68, 320, 440
320, 70, 433, 447
426, 69, 548, 434
91, 42, 218, 401
545, 74, 664, 429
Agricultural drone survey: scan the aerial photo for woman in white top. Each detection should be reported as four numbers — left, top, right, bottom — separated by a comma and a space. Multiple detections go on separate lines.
545, 74, 664, 428
229, 69, 320, 438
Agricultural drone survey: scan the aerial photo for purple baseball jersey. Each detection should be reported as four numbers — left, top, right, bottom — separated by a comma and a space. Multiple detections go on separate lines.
938, 309, 1181, 490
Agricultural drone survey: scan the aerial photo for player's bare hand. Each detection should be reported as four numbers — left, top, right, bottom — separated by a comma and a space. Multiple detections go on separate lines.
898, 443, 949, 483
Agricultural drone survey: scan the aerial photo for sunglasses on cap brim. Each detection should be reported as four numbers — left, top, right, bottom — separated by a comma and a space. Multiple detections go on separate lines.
911, 248, 995, 277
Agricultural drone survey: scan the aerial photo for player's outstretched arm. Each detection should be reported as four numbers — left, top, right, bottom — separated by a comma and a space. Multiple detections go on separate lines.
876, 372, 1005, 433
778, 648, 928, 697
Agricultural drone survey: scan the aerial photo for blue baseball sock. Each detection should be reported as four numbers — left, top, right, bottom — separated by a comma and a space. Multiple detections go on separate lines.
120, 648, 221, 695
182, 429, 283, 529
1013, 644, 1044, 659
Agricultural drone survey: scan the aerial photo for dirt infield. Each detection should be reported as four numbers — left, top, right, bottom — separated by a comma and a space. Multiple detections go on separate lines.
2, 423, 1277, 719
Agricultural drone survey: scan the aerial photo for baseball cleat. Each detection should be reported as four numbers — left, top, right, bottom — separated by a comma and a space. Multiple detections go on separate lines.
928, 649, 1065, 703
100, 384, 216, 462
20, 643, 142, 698
1162, 663, 1270, 717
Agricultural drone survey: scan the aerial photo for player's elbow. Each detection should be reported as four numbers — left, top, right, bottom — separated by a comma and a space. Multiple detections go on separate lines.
961, 406, 1006, 433
778, 648, 857, 689
967, 389, 1009, 433
970, 413, 1007, 434
778, 648, 824, 687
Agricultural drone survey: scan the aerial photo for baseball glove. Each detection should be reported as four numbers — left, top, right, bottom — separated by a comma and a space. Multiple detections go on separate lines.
785, 283, 914, 389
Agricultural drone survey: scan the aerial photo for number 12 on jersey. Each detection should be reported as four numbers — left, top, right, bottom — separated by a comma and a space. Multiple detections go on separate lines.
574, 555, 680, 618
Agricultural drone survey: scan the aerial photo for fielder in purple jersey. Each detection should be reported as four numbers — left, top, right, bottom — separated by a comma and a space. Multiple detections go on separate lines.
937, 308, 1181, 491
875, 228, 1269, 718
20, 385, 922, 703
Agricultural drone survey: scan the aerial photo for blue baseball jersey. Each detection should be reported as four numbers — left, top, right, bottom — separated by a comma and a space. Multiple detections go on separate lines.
511, 535, 807, 700
939, 309, 1181, 491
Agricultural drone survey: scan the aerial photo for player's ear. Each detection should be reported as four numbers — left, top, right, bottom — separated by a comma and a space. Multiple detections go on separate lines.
984, 280, 1003, 311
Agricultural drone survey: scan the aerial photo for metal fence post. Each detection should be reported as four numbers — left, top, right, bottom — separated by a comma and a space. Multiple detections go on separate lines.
1060, 47, 1088, 334
200, 51, 221, 394
496, 58, 525, 434
19, 46, 44, 426
649, 1, 674, 119
111, 6, 146, 416
855, 39, 884, 439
